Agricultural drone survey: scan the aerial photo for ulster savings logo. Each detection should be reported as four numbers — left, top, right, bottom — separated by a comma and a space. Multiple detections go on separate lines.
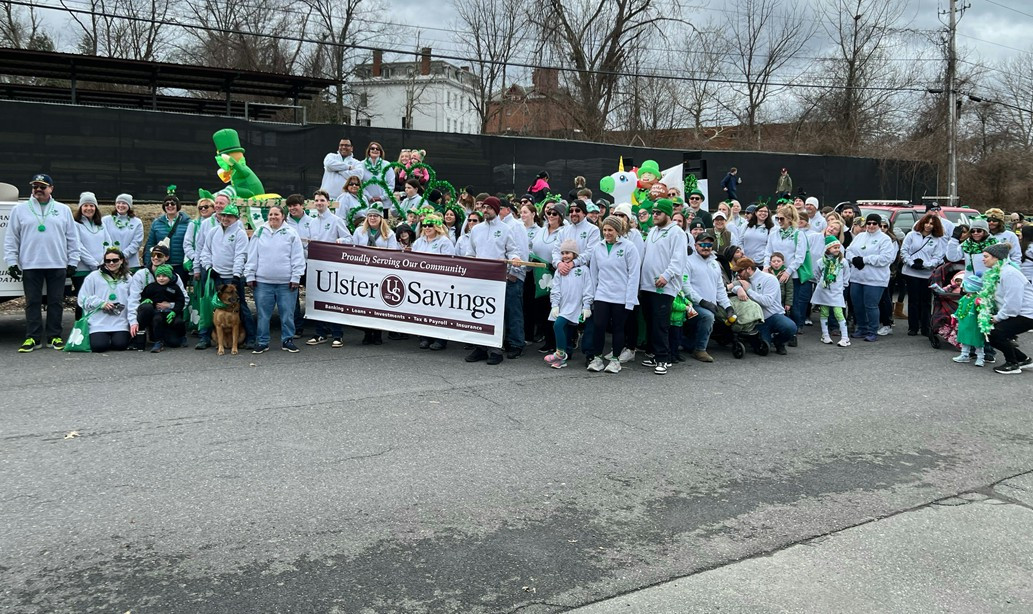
380, 275, 405, 307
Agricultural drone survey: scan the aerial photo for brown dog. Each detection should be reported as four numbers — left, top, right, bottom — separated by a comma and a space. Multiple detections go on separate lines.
213, 284, 244, 355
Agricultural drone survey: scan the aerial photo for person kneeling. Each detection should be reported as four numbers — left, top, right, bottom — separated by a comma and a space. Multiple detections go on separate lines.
135, 264, 186, 353
734, 258, 798, 355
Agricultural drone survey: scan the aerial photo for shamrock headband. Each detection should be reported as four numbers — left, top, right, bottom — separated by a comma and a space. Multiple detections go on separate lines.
422, 214, 444, 227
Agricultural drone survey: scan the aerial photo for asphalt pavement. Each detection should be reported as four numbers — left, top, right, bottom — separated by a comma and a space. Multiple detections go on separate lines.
1, 311, 1031, 613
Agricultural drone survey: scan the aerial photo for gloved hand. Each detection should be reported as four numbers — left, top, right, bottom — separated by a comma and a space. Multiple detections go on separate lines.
725, 305, 735, 318
699, 299, 719, 314
7, 265, 21, 281
66, 265, 76, 278
549, 306, 559, 320
912, 258, 924, 270
166, 311, 176, 324
951, 226, 965, 241
141, 299, 153, 305
851, 256, 865, 270
581, 308, 592, 322
232, 276, 242, 285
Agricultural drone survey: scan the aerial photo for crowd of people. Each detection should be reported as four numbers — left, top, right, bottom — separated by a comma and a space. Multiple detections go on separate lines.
5, 144, 1033, 375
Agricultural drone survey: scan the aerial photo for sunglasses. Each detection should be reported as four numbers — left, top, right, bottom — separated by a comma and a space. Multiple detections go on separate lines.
369, 147, 381, 151
104, 258, 121, 263
698, 242, 714, 248
866, 221, 880, 226
151, 253, 167, 258
569, 208, 584, 214
668, 192, 678, 197
545, 210, 560, 216
198, 205, 212, 211
880, 224, 890, 229
689, 196, 702, 201
775, 216, 785, 221
31, 184, 48, 190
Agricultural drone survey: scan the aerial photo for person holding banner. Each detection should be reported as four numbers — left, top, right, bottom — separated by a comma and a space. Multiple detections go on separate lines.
352, 205, 399, 345
412, 214, 456, 350
587, 216, 640, 373
246, 205, 306, 353
309, 190, 352, 246
464, 196, 524, 365
455, 211, 482, 257
335, 176, 363, 222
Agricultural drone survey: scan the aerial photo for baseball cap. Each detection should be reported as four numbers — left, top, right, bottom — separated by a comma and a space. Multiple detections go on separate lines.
30, 173, 53, 186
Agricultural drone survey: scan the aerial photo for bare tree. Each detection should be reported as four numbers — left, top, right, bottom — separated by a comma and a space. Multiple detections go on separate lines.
178, 0, 310, 73
989, 49, 1033, 150
531, 0, 678, 142
724, 0, 814, 146
1, 1, 52, 50
62, 0, 176, 61
676, 24, 735, 137
453, 0, 524, 133
300, 0, 387, 124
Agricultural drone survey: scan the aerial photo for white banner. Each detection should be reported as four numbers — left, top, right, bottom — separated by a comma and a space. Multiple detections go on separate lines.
305, 242, 508, 347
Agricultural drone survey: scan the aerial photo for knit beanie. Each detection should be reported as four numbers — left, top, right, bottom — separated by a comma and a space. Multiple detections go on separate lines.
969, 218, 990, 233
984, 242, 1011, 261
550, 202, 568, 223
652, 198, 674, 217
79, 192, 98, 206
115, 193, 133, 208
154, 264, 174, 279
962, 274, 984, 293
865, 213, 883, 225
559, 238, 580, 256
482, 196, 501, 215
602, 215, 625, 234
824, 235, 841, 249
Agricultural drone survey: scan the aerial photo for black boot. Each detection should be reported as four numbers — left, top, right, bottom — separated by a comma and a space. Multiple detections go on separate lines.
361, 330, 373, 345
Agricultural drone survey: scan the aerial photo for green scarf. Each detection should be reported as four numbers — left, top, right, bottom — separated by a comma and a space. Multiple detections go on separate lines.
779, 227, 795, 240
960, 236, 997, 255
821, 256, 842, 288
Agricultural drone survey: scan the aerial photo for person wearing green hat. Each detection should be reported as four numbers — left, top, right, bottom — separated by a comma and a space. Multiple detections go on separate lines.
196, 203, 256, 349
128, 243, 190, 350
639, 198, 688, 375
812, 235, 851, 346
686, 189, 712, 229
137, 263, 187, 352
77, 246, 133, 352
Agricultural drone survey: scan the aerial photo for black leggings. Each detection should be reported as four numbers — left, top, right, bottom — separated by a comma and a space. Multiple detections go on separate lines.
592, 301, 628, 358
90, 330, 131, 353
988, 315, 1033, 364
904, 275, 932, 334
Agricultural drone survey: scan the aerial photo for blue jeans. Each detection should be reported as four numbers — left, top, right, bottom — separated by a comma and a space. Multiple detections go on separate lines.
684, 303, 716, 351
504, 278, 526, 351
791, 278, 815, 328
849, 283, 884, 336
553, 316, 577, 355
759, 313, 798, 346
254, 282, 297, 346
201, 270, 256, 342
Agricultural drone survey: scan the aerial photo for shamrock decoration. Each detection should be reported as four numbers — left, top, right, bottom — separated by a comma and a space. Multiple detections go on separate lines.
68, 327, 85, 347
538, 272, 553, 290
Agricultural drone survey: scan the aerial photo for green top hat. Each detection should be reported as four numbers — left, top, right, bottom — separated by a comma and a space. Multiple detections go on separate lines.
213, 128, 246, 155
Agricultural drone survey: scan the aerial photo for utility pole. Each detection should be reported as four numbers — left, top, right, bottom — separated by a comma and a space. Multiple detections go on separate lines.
942, 0, 968, 205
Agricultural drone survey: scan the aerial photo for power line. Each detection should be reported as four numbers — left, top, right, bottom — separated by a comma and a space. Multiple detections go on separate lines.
982, 0, 1033, 20
13, 0, 943, 95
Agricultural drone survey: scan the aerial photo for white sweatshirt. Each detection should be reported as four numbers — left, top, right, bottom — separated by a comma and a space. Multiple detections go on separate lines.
639, 223, 688, 298
77, 270, 132, 333
4, 197, 79, 269
200, 220, 248, 277
412, 235, 456, 256
588, 238, 640, 309
309, 209, 352, 244
245, 223, 306, 284
550, 264, 593, 323
845, 230, 899, 287
900, 231, 945, 279
127, 267, 188, 327
76, 220, 111, 271
102, 214, 144, 268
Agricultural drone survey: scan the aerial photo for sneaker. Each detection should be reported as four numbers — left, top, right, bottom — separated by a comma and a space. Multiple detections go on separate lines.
537, 344, 553, 354
974, 356, 985, 367
804, 318, 813, 326
506, 348, 524, 359
486, 353, 504, 365
18, 338, 41, 353
994, 362, 1022, 375
864, 334, 878, 342
618, 348, 636, 363
587, 356, 605, 371
306, 335, 328, 346
331, 338, 344, 348
1018, 357, 1033, 371
952, 354, 971, 363
820, 334, 833, 344
774, 344, 787, 355
48, 337, 65, 350
641, 357, 659, 367
837, 338, 851, 347
544, 351, 566, 366
429, 341, 446, 351
282, 339, 300, 353
150, 342, 164, 353
465, 348, 488, 362
877, 325, 893, 336
850, 330, 866, 339
604, 359, 622, 374
195, 339, 211, 350
787, 336, 798, 347
292, 332, 303, 339
419, 338, 431, 350
242, 340, 256, 350
549, 356, 568, 369
653, 362, 669, 375
252, 345, 269, 354
602, 353, 616, 362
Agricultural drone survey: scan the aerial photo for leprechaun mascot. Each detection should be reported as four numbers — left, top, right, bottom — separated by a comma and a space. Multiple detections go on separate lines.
201, 128, 277, 200
631, 160, 662, 210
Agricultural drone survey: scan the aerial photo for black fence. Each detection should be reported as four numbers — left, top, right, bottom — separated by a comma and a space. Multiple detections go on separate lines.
1, 101, 936, 207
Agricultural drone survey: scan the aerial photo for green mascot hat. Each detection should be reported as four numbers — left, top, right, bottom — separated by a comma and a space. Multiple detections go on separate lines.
637, 160, 661, 180
213, 128, 246, 155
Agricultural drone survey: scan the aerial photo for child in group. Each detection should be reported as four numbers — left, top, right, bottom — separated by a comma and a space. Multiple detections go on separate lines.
765, 252, 794, 314
545, 240, 593, 369
811, 235, 851, 347
396, 149, 412, 183
951, 274, 986, 367
138, 264, 187, 352
409, 149, 429, 185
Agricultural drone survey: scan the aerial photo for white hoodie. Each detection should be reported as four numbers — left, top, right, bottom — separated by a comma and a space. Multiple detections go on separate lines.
245, 223, 306, 284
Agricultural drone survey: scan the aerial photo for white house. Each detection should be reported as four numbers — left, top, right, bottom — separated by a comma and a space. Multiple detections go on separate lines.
352, 48, 480, 133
